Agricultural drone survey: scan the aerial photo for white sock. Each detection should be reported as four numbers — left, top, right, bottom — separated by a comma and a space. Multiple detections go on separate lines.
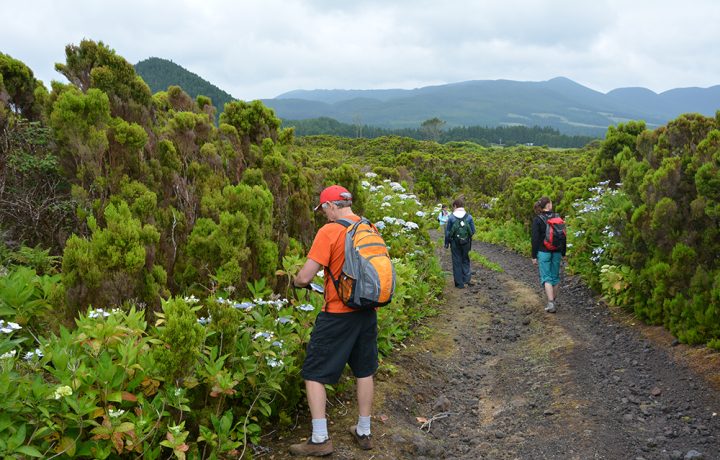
311, 418, 329, 443
356, 415, 371, 436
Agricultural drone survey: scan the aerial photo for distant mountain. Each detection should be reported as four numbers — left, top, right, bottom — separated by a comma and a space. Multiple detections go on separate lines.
263, 77, 720, 136
132, 58, 720, 137
135, 57, 235, 112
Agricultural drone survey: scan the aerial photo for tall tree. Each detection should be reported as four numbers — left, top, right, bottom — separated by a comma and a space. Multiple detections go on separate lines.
420, 117, 446, 141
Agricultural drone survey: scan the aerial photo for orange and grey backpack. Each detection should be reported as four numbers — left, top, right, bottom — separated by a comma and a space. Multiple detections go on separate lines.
329, 217, 396, 309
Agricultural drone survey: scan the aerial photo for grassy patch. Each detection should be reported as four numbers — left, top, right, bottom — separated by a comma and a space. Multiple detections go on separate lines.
470, 251, 504, 272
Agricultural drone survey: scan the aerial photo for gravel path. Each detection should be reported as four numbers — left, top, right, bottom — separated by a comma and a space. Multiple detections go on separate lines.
262, 239, 720, 459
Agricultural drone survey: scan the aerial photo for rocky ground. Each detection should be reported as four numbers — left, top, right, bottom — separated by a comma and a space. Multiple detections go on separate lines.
260, 239, 720, 459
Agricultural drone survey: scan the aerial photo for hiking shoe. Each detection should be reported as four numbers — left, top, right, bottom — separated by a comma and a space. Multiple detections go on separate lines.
349, 425, 373, 450
466, 280, 475, 286
545, 301, 556, 313
289, 438, 333, 456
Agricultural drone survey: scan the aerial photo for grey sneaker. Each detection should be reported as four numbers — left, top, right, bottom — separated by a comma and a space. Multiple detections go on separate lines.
545, 301, 556, 313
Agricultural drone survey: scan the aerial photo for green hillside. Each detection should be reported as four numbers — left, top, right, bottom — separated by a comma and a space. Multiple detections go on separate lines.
135, 57, 235, 113
264, 78, 720, 137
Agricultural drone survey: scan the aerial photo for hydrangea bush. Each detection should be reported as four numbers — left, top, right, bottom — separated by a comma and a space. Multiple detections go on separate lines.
0, 171, 443, 458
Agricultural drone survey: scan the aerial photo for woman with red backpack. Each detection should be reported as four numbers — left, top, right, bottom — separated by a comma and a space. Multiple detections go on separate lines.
531, 197, 567, 313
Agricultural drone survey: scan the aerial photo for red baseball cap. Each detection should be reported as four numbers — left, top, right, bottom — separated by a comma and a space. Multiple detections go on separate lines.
314, 185, 352, 211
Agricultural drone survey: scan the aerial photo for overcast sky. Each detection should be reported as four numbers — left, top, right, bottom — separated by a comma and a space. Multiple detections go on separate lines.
3, 0, 719, 100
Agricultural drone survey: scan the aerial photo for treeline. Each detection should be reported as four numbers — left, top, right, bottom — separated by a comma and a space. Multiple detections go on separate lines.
283, 116, 598, 148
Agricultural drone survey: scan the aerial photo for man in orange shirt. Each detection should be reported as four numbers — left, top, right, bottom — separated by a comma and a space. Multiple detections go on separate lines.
290, 185, 377, 456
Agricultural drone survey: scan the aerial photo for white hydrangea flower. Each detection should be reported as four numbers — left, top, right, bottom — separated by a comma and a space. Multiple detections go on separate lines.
0, 320, 22, 334
0, 350, 17, 359
23, 348, 43, 360
275, 316, 293, 325
365, 172, 378, 178
253, 331, 274, 341
232, 301, 254, 310
197, 316, 212, 325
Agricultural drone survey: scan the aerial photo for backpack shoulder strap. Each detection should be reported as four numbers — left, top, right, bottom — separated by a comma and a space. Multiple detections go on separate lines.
334, 218, 353, 228
334, 216, 368, 228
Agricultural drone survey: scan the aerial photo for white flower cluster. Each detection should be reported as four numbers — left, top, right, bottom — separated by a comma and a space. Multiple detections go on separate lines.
109, 408, 125, 418
88, 308, 120, 319
590, 246, 605, 264
254, 298, 289, 310
415, 211, 426, 217
216, 297, 288, 311
297, 304, 315, 312
361, 180, 371, 188
183, 295, 199, 304
197, 315, 212, 325
275, 316, 293, 325
253, 331, 274, 342
365, 172, 378, 178
382, 216, 419, 231
602, 225, 616, 238
24, 348, 43, 361
389, 182, 406, 193
266, 357, 282, 368
0, 350, 17, 359
0, 320, 21, 334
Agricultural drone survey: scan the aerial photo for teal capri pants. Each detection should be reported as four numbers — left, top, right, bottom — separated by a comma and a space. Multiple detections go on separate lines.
537, 251, 562, 286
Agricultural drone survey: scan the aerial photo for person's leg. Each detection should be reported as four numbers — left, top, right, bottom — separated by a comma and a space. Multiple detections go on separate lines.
462, 242, 472, 284
537, 252, 556, 312
355, 375, 374, 437
289, 380, 333, 455
550, 252, 562, 301
306, 380, 327, 419
356, 376, 374, 416
294, 312, 351, 452
450, 242, 464, 287
544, 282, 555, 301
347, 311, 377, 449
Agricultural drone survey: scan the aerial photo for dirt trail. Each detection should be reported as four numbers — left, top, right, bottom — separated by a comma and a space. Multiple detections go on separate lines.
262, 239, 720, 459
